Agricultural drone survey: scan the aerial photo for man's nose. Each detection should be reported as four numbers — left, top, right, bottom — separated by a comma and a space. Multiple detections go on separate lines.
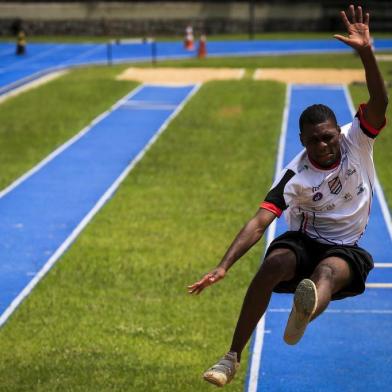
317, 141, 328, 150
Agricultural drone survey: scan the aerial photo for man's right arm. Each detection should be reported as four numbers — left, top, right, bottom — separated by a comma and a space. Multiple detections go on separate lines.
188, 208, 276, 295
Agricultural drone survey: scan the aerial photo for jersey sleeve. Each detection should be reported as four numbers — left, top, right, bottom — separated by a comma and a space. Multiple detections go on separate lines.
355, 103, 386, 139
260, 169, 296, 217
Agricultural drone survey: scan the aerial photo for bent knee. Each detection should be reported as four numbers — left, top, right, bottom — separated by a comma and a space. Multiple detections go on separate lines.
259, 248, 296, 282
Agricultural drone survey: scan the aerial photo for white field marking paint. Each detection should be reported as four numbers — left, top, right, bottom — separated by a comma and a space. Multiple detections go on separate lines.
252, 69, 261, 81
0, 44, 66, 73
366, 283, 392, 288
0, 83, 144, 200
247, 316, 265, 390
239, 68, 246, 79
61, 44, 103, 65
268, 308, 392, 314
0, 83, 201, 327
0, 70, 68, 104
343, 84, 392, 241
247, 84, 292, 392
120, 102, 179, 110
0, 68, 58, 95
375, 263, 392, 268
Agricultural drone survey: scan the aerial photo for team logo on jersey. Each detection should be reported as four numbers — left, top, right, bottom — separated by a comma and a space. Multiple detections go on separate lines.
344, 192, 353, 201
298, 164, 309, 173
357, 183, 365, 195
346, 168, 356, 177
328, 176, 342, 195
312, 192, 323, 201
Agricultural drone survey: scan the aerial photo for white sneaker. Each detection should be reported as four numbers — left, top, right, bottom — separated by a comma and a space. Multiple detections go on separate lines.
203, 351, 240, 387
284, 278, 318, 345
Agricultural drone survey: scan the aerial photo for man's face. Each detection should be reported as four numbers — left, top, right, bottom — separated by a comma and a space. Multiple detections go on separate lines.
300, 119, 341, 168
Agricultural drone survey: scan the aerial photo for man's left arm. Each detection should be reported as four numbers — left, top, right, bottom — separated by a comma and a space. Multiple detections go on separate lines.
334, 4, 388, 129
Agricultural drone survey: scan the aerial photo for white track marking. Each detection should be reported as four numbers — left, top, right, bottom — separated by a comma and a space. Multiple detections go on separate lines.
0, 70, 68, 104
366, 283, 392, 288
0, 83, 201, 327
268, 308, 392, 314
375, 263, 392, 268
0, 44, 66, 73
0, 84, 145, 200
247, 84, 291, 392
247, 316, 265, 390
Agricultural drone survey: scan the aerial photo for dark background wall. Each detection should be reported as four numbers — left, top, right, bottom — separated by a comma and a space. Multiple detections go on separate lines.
1, 1, 391, 37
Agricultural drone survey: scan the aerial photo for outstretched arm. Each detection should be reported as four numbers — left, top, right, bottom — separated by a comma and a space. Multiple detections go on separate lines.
188, 208, 276, 295
334, 4, 388, 129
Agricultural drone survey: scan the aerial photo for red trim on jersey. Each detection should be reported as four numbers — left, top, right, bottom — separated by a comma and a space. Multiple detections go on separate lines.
357, 103, 386, 136
260, 201, 282, 217
307, 154, 340, 171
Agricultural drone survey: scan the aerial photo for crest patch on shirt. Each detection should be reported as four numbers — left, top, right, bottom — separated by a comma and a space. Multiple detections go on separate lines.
328, 176, 342, 195
312, 192, 323, 201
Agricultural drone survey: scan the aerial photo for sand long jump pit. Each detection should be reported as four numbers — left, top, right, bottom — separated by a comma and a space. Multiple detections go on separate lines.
116, 67, 365, 85
116, 67, 245, 84
253, 68, 365, 84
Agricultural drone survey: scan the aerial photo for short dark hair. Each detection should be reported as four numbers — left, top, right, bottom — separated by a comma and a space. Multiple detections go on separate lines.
299, 104, 337, 133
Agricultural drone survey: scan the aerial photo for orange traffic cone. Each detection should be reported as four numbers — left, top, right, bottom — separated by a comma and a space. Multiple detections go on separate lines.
198, 34, 207, 58
184, 25, 194, 51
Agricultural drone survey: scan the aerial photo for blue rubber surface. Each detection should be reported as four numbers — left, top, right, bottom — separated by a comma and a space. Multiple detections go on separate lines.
0, 84, 196, 322
246, 85, 392, 391
1, 39, 392, 95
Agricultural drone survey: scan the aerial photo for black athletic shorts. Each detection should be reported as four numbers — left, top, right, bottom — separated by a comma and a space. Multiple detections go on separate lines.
265, 231, 374, 300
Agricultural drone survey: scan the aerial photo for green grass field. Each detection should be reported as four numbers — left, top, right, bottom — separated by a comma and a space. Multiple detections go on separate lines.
0, 52, 390, 391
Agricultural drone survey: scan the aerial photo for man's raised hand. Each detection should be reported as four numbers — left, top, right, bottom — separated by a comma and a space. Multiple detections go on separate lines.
334, 5, 371, 51
188, 267, 226, 295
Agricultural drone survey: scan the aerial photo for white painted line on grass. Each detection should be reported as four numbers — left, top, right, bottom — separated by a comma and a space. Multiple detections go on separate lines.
0, 83, 201, 327
0, 84, 145, 200
0, 44, 66, 73
0, 70, 68, 104
366, 283, 392, 288
268, 308, 392, 314
247, 84, 291, 392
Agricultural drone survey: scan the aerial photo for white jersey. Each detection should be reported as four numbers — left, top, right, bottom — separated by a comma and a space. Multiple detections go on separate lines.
260, 104, 386, 245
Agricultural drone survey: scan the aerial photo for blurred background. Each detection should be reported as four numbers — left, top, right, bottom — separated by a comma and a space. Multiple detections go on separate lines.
1, 0, 391, 40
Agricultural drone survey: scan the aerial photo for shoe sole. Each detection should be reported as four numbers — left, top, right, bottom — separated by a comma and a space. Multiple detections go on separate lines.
203, 372, 226, 387
203, 363, 239, 387
283, 279, 318, 345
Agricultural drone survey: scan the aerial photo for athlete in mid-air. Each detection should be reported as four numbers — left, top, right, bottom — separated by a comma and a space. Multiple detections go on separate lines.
188, 5, 388, 387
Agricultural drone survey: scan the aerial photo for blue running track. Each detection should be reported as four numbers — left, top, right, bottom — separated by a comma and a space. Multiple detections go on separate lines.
1, 39, 392, 96
246, 84, 392, 392
0, 83, 198, 326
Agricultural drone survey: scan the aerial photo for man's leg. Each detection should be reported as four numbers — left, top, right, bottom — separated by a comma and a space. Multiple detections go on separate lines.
203, 248, 297, 387
284, 256, 352, 345
310, 256, 352, 320
229, 248, 297, 360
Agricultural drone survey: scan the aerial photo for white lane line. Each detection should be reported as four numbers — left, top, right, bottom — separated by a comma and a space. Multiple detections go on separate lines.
375, 263, 392, 268
120, 102, 178, 110
342, 84, 392, 241
366, 283, 392, 288
0, 84, 145, 200
247, 83, 291, 392
269, 308, 392, 314
0, 44, 66, 73
0, 83, 201, 327
0, 70, 68, 104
